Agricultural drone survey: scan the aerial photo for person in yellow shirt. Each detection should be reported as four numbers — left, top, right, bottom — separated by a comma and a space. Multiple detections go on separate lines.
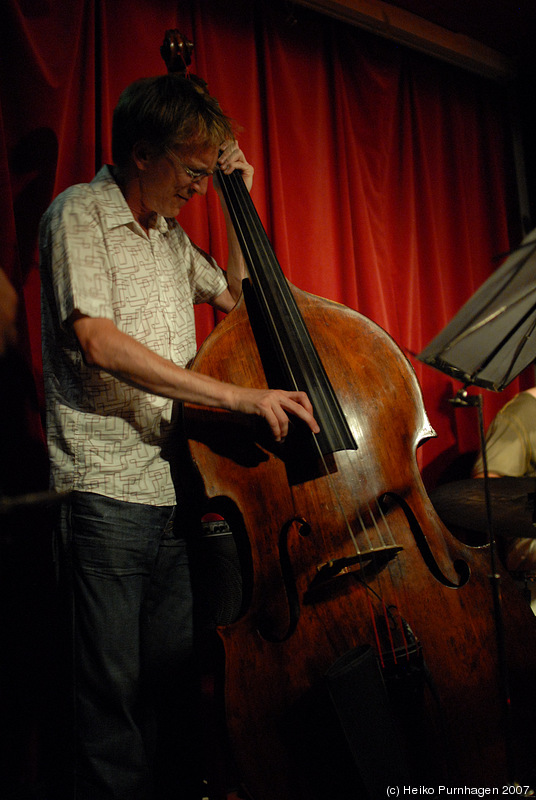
473, 387, 536, 608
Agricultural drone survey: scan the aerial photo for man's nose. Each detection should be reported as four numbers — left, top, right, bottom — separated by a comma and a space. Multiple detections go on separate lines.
192, 176, 210, 195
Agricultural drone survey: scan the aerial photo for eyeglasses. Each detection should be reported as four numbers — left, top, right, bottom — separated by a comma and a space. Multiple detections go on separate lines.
165, 146, 214, 183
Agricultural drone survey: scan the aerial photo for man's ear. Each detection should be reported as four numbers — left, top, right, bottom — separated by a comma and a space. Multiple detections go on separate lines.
132, 141, 154, 170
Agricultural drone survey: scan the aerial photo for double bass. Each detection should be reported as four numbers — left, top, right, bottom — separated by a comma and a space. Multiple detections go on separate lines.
163, 31, 536, 799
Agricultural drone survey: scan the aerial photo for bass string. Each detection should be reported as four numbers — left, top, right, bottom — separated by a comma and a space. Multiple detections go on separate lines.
219, 168, 408, 659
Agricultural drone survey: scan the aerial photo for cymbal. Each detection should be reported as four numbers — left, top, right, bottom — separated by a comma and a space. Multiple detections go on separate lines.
429, 477, 536, 540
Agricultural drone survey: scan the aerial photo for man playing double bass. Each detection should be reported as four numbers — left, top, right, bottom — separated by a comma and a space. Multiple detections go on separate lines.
39, 73, 319, 800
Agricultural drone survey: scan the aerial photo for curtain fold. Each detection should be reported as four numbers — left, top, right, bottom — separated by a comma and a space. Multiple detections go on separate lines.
1, 0, 529, 488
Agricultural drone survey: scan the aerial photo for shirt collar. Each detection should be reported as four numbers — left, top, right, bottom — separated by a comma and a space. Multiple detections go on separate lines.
91, 165, 176, 235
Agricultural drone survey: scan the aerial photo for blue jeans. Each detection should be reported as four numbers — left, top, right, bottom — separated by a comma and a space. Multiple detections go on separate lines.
57, 491, 201, 800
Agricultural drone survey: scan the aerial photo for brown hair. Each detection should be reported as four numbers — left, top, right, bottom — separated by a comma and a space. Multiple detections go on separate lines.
112, 73, 235, 169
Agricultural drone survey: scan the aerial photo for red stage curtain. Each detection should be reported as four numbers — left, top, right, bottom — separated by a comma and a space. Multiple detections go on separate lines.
1, 0, 530, 490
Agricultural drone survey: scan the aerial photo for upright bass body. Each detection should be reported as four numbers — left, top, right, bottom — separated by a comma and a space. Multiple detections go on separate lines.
184, 283, 536, 799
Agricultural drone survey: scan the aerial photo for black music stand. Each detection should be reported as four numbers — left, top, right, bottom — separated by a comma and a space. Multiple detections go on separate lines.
418, 226, 536, 390
417, 225, 536, 786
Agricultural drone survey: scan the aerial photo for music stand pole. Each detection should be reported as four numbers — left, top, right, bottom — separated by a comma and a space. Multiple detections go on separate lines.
449, 387, 513, 782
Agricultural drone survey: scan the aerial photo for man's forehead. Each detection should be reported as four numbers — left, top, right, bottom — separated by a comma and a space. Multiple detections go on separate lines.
178, 142, 219, 165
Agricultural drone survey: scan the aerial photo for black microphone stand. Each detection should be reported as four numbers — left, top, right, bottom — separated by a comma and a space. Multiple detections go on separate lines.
418, 227, 536, 788
448, 387, 513, 782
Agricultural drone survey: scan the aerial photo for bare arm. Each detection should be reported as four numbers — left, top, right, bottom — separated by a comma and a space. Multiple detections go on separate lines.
211, 141, 254, 312
72, 313, 319, 442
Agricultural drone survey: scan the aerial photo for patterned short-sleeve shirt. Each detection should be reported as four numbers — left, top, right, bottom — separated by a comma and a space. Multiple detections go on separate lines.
40, 165, 228, 506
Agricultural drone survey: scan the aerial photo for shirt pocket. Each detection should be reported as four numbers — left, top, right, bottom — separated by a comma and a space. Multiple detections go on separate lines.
112, 272, 153, 337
